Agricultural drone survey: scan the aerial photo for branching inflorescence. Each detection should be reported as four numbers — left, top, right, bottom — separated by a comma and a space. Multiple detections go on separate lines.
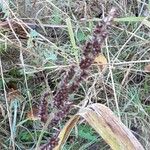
38, 8, 116, 150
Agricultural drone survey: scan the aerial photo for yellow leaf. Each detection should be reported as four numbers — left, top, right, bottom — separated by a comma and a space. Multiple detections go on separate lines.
94, 54, 107, 71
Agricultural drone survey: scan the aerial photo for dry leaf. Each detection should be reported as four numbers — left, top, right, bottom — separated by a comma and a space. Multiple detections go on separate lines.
7, 88, 22, 102
0, 20, 28, 39
54, 115, 80, 150
94, 54, 107, 71
79, 104, 144, 150
144, 64, 150, 72
27, 107, 40, 121
54, 103, 144, 150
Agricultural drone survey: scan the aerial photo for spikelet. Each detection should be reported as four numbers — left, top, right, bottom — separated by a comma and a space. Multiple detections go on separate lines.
38, 92, 50, 122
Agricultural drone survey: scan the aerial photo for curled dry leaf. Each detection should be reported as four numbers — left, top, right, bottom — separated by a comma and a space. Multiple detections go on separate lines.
79, 104, 144, 150
144, 64, 150, 72
54, 103, 144, 150
27, 107, 40, 121
54, 115, 80, 150
94, 54, 107, 71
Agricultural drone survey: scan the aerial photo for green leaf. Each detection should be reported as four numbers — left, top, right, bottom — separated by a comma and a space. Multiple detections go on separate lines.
44, 50, 57, 62
114, 17, 145, 22
30, 29, 39, 38
76, 30, 86, 42
78, 125, 98, 141
50, 9, 62, 24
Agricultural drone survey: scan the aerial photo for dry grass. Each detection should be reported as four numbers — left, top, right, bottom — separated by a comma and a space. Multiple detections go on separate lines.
0, 0, 150, 149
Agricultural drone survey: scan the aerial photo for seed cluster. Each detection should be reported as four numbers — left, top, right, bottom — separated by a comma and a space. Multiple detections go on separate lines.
51, 103, 72, 127
79, 58, 93, 70
39, 8, 116, 150
68, 70, 88, 93
53, 85, 68, 109
41, 104, 71, 150
38, 92, 50, 123
53, 65, 76, 108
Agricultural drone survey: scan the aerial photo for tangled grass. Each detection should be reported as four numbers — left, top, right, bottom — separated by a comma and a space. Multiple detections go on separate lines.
0, 0, 150, 149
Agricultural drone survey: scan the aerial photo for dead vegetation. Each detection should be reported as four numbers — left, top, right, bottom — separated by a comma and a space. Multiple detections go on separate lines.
0, 0, 150, 150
